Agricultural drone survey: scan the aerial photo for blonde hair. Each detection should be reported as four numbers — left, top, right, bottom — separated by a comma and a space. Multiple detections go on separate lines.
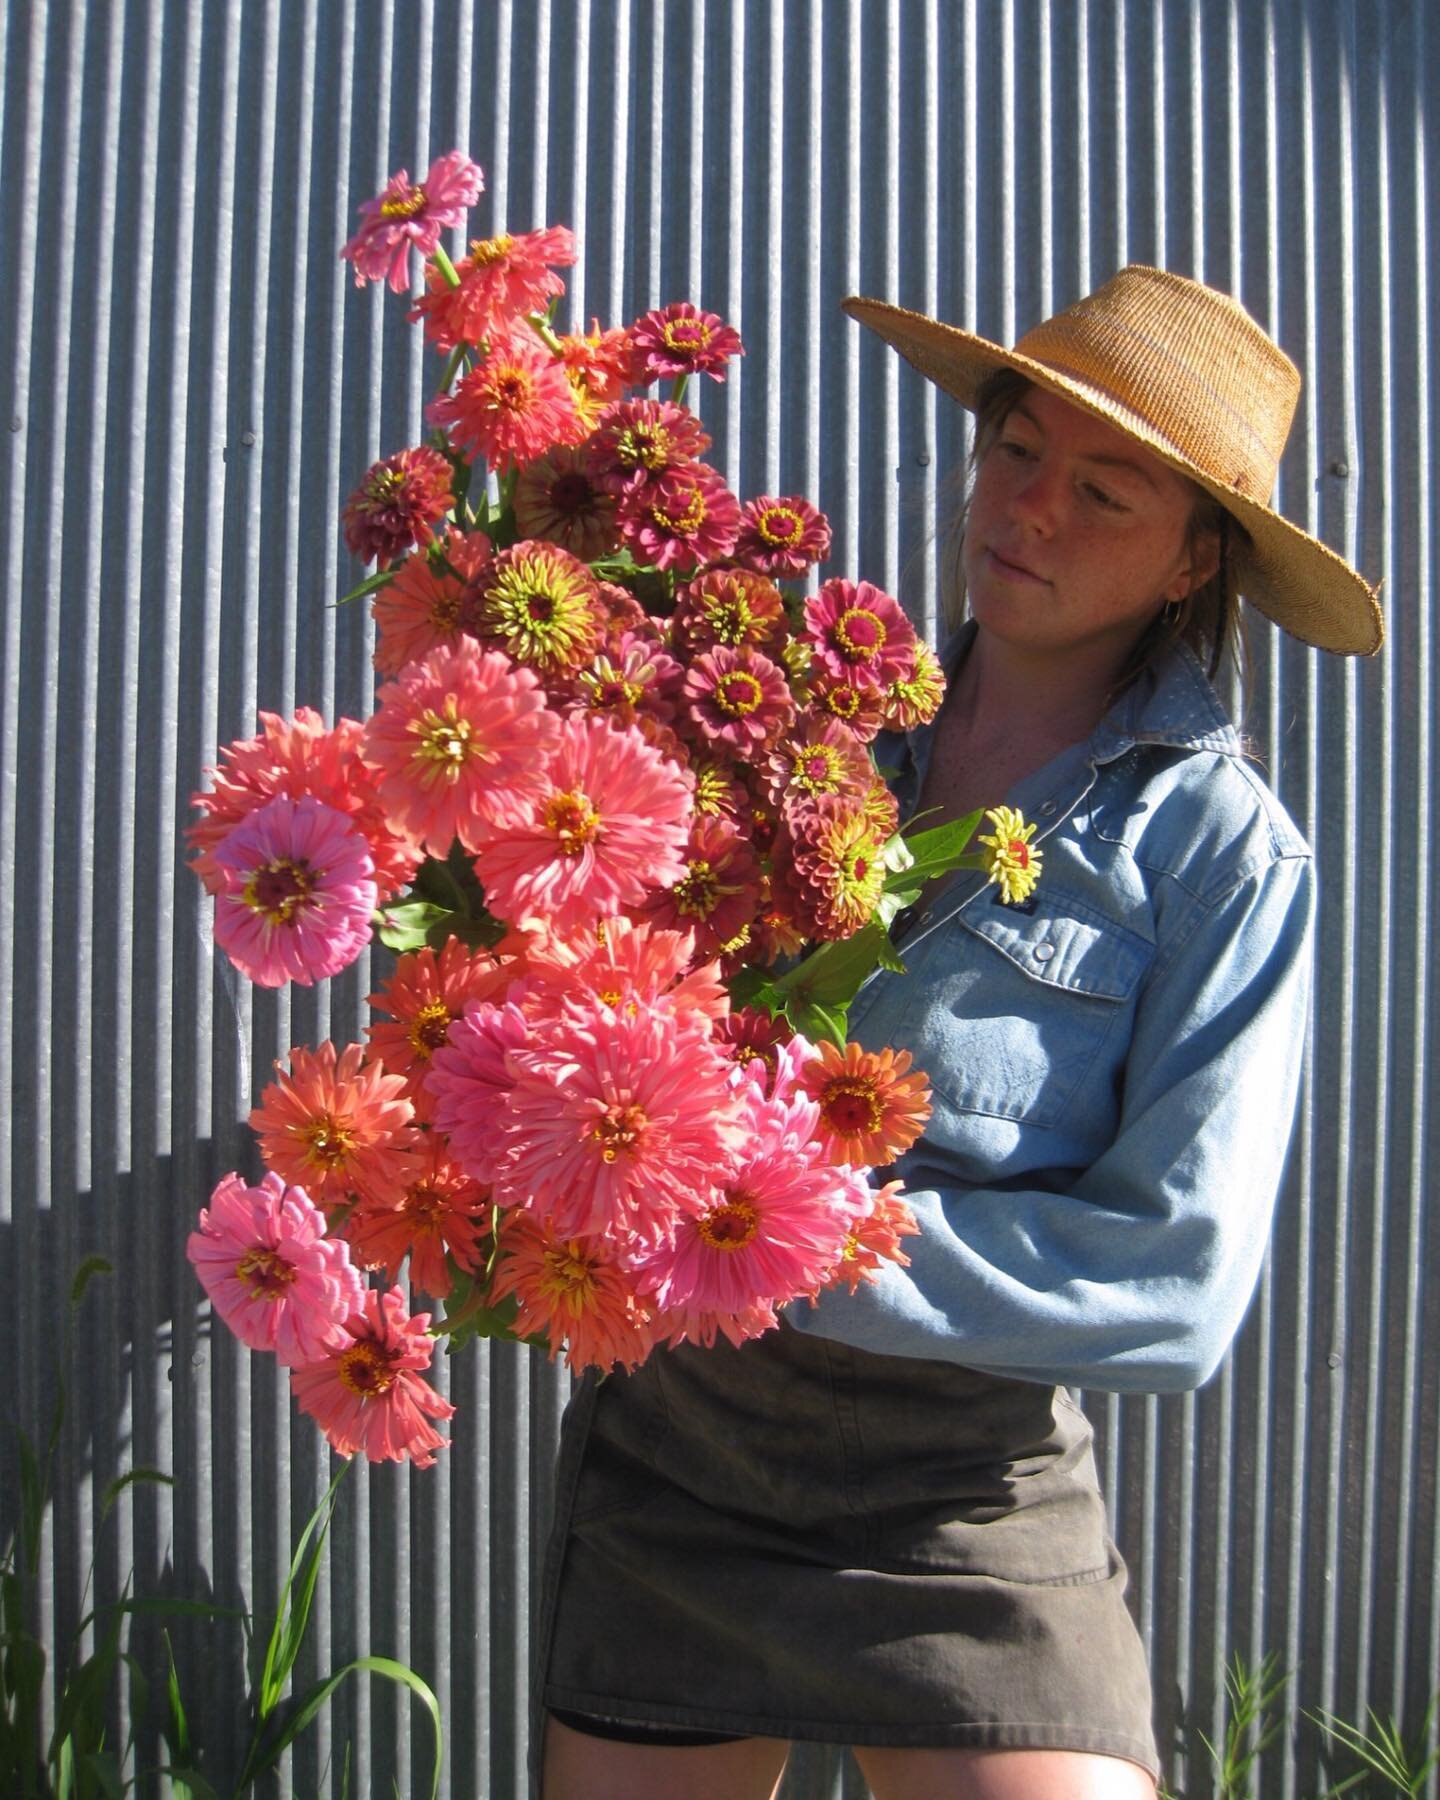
939, 368, 1249, 691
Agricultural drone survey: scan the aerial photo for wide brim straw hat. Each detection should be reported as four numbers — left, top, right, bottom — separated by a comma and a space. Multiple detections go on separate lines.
844, 266, 1383, 655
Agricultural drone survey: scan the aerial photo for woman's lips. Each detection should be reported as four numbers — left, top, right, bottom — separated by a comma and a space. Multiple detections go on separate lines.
982, 547, 1050, 585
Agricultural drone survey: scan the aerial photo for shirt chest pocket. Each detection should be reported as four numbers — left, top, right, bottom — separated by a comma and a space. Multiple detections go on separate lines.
893, 899, 1154, 1131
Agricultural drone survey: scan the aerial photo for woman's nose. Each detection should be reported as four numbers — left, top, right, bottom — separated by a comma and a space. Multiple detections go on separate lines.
1009, 461, 1063, 535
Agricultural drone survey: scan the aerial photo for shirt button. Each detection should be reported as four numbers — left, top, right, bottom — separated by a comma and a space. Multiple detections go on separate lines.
1039, 799, 1057, 816
1033, 941, 1056, 962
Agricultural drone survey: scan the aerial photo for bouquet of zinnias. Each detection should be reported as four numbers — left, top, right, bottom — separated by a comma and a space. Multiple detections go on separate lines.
185, 151, 1041, 1470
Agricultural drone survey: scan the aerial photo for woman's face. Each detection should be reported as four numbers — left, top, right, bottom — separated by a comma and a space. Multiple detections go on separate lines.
963, 385, 1214, 665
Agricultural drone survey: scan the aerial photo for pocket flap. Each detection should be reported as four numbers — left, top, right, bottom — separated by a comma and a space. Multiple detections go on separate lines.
956, 897, 1151, 1001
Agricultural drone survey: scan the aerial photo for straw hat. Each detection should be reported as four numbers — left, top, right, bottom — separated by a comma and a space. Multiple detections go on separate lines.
844, 266, 1383, 655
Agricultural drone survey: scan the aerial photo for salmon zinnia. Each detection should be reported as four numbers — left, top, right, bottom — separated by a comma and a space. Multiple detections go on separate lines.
799, 1041, 932, 1167
250, 1041, 419, 1211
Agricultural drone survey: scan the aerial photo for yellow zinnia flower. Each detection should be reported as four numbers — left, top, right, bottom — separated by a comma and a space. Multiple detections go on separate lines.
979, 805, 1043, 904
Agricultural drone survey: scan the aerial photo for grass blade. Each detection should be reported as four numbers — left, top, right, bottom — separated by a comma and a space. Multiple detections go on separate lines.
255, 1461, 351, 1722
244, 1656, 442, 1799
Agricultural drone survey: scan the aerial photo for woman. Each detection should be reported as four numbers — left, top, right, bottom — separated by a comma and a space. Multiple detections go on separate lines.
534, 267, 1383, 1799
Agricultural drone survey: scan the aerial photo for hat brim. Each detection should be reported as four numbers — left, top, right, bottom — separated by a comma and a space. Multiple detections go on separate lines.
843, 296, 1383, 656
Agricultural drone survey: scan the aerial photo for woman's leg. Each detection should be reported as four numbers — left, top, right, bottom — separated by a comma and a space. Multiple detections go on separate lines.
851, 1744, 1158, 1799
540, 1713, 790, 1800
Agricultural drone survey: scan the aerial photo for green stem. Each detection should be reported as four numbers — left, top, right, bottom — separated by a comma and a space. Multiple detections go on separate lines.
669, 372, 690, 409
432, 244, 462, 289
525, 310, 566, 357
436, 342, 469, 397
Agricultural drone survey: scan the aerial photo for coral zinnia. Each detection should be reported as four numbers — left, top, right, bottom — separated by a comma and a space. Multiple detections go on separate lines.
629, 302, 744, 383
615, 463, 741, 572
371, 529, 491, 677
625, 1091, 857, 1318
681, 644, 795, 754
291, 1287, 455, 1468
212, 794, 377, 988
470, 712, 693, 933
798, 1041, 932, 1167
762, 719, 876, 818
340, 150, 485, 293
489, 1211, 654, 1375
250, 1041, 419, 1210
492, 1005, 745, 1247
584, 398, 711, 495
513, 446, 620, 561
557, 320, 639, 430
523, 916, 728, 1032
186, 1170, 365, 1367
362, 638, 562, 854
347, 1135, 491, 1298
821, 1181, 919, 1294
341, 446, 454, 566
641, 814, 761, 957
803, 578, 918, 689
671, 568, 788, 656
733, 494, 832, 577
473, 540, 602, 680
979, 805, 1043, 905
427, 328, 583, 472
804, 672, 887, 743
366, 936, 514, 1118
189, 708, 420, 903
570, 636, 684, 729
409, 224, 577, 349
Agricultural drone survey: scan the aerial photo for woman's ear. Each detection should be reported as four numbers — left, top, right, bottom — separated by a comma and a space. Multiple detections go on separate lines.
1167, 525, 1221, 602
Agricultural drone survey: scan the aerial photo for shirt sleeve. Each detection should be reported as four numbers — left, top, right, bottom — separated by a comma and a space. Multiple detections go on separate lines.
787, 849, 1316, 1394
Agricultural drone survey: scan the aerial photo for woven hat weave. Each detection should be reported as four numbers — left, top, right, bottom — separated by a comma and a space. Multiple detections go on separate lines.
844, 266, 1383, 655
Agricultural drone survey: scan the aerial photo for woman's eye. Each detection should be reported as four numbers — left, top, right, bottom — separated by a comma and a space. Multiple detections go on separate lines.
998, 437, 1033, 460
1083, 482, 1127, 512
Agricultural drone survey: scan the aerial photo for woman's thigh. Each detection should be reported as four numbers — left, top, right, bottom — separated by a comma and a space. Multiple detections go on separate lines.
540, 1713, 791, 1800
851, 1743, 1158, 1799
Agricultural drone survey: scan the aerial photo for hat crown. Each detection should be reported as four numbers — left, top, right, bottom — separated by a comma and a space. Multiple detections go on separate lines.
1013, 266, 1300, 502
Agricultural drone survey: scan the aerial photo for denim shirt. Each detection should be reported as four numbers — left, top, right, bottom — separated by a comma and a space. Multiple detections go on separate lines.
787, 625, 1316, 1394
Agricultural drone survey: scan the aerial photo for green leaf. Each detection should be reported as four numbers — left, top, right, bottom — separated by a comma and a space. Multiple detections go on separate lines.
886, 812, 984, 887
151, 1768, 221, 1800
79, 1747, 125, 1798
100, 1467, 173, 1523
243, 1657, 443, 1800
773, 922, 899, 1010
17, 1433, 44, 1578
69, 1257, 114, 1309
783, 995, 848, 1049
374, 901, 457, 953
163, 1631, 189, 1763
253, 1461, 352, 1729
723, 965, 785, 1016
433, 1286, 526, 1348
335, 567, 396, 607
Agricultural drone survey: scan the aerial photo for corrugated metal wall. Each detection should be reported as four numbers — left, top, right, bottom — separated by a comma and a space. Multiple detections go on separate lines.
2, 0, 1434, 1794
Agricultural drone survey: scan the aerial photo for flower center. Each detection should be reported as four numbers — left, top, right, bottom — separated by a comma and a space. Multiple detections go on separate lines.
234, 1246, 298, 1299
493, 368, 536, 413
303, 1114, 357, 1169
758, 505, 802, 547
671, 859, 721, 919
545, 790, 601, 855
820, 683, 861, 721
589, 1102, 647, 1163
1009, 840, 1031, 868
380, 184, 427, 219
404, 1182, 448, 1226
469, 233, 514, 265
705, 599, 755, 645
794, 748, 841, 794
663, 319, 712, 353
697, 1196, 759, 1251
653, 488, 705, 534
822, 1077, 884, 1134
549, 471, 597, 515
243, 858, 314, 924
617, 424, 668, 470
414, 708, 476, 773
715, 671, 763, 717
541, 1243, 599, 1306
834, 606, 885, 660
407, 999, 453, 1059
364, 466, 407, 507
338, 1340, 398, 1397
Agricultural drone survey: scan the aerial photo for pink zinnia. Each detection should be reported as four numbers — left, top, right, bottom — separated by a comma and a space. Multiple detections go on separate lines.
410, 224, 577, 348
470, 712, 693, 933
425, 998, 534, 1182
525, 916, 728, 1031
250, 1040, 420, 1211
473, 541, 602, 682
427, 328, 583, 472
803, 578, 918, 688
630, 302, 744, 383
365, 936, 515, 1120
762, 718, 876, 818
186, 1171, 364, 1367
341, 446, 454, 565
340, 150, 485, 293
569, 635, 684, 729
489, 1212, 655, 1375
671, 568, 788, 657
371, 529, 491, 677
188, 708, 420, 903
681, 644, 795, 755
640, 814, 761, 958
805, 671, 887, 742
626, 1091, 859, 1317
291, 1287, 455, 1468
211, 794, 376, 989
615, 463, 742, 572
733, 495, 832, 577
491, 1004, 745, 1248
362, 638, 562, 855
583, 398, 711, 496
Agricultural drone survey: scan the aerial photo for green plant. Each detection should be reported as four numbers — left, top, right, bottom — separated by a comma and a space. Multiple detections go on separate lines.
1159, 1650, 1293, 1800
1, 1257, 443, 1797
1310, 1693, 1440, 1796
